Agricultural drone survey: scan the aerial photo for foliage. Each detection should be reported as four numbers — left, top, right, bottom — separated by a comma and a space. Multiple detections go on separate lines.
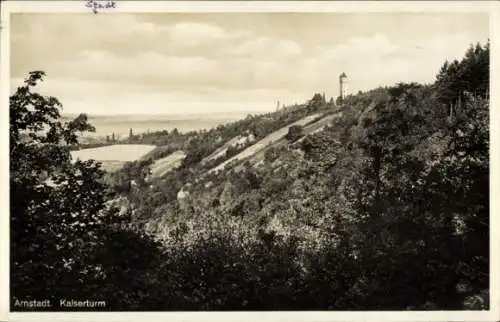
135, 41, 489, 310
435, 41, 489, 107
11, 40, 490, 310
10, 71, 163, 310
285, 125, 304, 142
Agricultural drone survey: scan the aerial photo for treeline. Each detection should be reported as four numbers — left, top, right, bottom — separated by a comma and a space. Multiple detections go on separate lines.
71, 92, 332, 157
10, 41, 489, 310
138, 92, 332, 165
105, 92, 333, 196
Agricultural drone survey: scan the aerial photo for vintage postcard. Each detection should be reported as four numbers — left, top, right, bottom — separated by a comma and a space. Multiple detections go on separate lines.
1, 1, 499, 321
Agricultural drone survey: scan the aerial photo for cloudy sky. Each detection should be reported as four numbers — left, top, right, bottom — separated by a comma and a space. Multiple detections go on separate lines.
10, 12, 488, 115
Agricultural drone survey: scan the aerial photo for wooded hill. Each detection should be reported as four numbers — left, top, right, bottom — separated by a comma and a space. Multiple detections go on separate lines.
10, 41, 489, 310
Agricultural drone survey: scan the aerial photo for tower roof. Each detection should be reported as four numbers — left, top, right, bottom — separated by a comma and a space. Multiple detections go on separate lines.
340, 72, 347, 78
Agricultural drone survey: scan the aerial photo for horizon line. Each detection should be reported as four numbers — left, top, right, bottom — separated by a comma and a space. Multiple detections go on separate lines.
61, 110, 278, 117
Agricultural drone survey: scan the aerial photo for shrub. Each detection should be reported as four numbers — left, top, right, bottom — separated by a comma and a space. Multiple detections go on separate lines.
285, 125, 304, 142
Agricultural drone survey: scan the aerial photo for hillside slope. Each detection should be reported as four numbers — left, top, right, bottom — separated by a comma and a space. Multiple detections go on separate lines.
12, 41, 490, 311
201, 133, 256, 166
207, 112, 324, 174
239, 111, 344, 170
150, 150, 186, 178
103, 42, 489, 310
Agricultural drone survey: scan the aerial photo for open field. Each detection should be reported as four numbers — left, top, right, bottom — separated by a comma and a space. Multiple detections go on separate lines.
71, 144, 157, 171
201, 133, 256, 166
150, 150, 186, 178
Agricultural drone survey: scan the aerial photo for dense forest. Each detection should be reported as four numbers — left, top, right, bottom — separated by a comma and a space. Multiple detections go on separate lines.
10, 41, 489, 310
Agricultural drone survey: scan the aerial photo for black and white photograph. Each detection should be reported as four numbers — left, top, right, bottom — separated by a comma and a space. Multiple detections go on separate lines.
1, 0, 498, 320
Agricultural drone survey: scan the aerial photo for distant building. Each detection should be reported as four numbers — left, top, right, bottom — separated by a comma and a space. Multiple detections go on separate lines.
339, 72, 348, 101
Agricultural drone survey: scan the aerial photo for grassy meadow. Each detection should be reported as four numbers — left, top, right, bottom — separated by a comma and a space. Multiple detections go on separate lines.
70, 144, 157, 172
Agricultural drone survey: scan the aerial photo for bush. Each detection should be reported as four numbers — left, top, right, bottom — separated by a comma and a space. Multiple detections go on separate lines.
285, 125, 304, 142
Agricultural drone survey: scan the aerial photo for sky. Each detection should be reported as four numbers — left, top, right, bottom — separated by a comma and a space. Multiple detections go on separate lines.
10, 12, 489, 116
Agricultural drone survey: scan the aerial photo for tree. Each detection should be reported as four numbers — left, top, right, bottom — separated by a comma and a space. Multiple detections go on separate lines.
435, 41, 489, 108
440, 94, 489, 303
285, 125, 304, 142
11, 71, 109, 300
309, 93, 326, 110
10, 71, 163, 309
339, 45, 489, 308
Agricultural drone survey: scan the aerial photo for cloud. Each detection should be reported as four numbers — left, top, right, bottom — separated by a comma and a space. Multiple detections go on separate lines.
167, 22, 229, 46
52, 46, 306, 93
10, 13, 488, 115
320, 34, 398, 62
9, 76, 154, 105
76, 50, 219, 78
10, 76, 304, 116
226, 36, 302, 58
15, 30, 483, 116
55, 50, 222, 89
310, 31, 487, 91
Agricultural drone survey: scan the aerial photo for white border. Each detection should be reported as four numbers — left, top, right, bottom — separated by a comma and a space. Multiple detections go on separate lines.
0, 2, 11, 321
1, 0, 499, 13
1, 1, 499, 322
